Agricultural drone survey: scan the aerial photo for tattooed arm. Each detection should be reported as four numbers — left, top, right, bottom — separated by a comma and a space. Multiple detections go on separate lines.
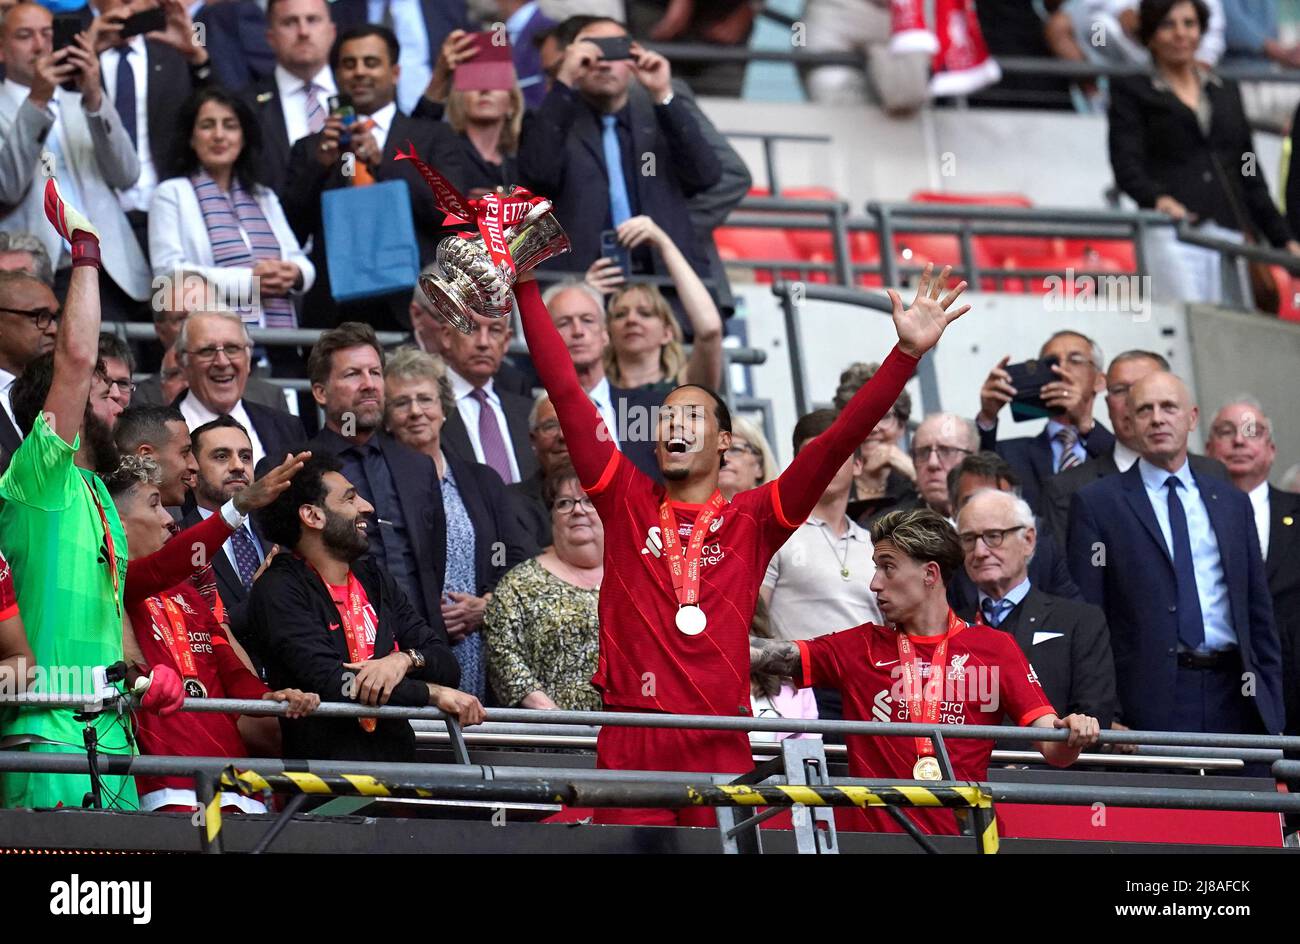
750, 637, 802, 678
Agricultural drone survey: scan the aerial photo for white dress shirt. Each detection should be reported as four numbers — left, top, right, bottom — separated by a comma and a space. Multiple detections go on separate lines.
274, 64, 335, 147
0, 366, 17, 431
361, 101, 398, 155
100, 36, 156, 213
585, 375, 622, 452
447, 366, 521, 483
1112, 440, 1140, 472
196, 504, 264, 573
180, 393, 268, 468
1248, 480, 1271, 561
367, 0, 431, 114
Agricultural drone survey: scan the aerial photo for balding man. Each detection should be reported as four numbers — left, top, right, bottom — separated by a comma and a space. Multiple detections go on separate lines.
1067, 372, 1284, 738
0, 270, 56, 456
957, 488, 1116, 726
1206, 397, 1300, 734
863, 411, 978, 525
1041, 350, 1226, 544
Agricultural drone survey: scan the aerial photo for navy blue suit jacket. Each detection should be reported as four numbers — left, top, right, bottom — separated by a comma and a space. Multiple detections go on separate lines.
195, 1, 275, 90
980, 419, 1115, 514
1066, 462, 1284, 734
328, 0, 470, 62
513, 5, 556, 109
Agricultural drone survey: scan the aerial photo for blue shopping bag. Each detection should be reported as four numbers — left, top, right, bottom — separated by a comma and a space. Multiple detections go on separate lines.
322, 179, 420, 302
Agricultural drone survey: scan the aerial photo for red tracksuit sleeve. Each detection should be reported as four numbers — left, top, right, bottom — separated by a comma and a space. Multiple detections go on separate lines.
125, 513, 234, 607
775, 345, 918, 526
514, 279, 618, 491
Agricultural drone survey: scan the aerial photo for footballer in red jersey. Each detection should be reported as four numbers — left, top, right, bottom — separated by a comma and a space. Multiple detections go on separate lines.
513, 265, 970, 825
0, 549, 35, 690
751, 507, 1100, 835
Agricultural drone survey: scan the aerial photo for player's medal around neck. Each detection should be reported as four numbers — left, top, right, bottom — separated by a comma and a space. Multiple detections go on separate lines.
658, 491, 726, 636
896, 610, 966, 780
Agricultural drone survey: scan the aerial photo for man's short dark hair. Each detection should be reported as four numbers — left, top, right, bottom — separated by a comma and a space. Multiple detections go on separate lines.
552, 15, 623, 48
191, 415, 251, 456
1138, 0, 1211, 45
673, 383, 731, 434
114, 405, 185, 454
946, 451, 1019, 511
1110, 349, 1170, 372
331, 24, 399, 71
8, 351, 107, 436
308, 321, 386, 388
792, 408, 837, 456
98, 332, 134, 375
542, 461, 584, 509
255, 452, 341, 550
869, 507, 965, 585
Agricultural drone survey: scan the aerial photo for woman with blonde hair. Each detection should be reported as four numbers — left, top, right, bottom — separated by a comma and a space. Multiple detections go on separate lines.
718, 414, 780, 502
587, 216, 724, 395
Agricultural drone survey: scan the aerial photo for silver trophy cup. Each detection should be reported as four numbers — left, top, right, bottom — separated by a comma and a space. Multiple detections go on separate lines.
421, 198, 570, 334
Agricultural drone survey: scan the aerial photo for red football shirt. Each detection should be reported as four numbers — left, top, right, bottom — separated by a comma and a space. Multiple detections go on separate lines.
0, 549, 17, 623
797, 617, 1054, 835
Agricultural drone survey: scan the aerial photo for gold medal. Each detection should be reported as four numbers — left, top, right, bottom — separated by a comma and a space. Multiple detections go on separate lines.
675, 605, 707, 636
912, 755, 942, 781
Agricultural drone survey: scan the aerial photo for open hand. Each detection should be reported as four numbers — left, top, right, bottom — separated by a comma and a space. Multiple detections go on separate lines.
887, 263, 970, 359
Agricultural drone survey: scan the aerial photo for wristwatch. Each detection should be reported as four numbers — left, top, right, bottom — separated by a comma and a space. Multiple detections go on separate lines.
404, 648, 426, 670
658, 92, 674, 106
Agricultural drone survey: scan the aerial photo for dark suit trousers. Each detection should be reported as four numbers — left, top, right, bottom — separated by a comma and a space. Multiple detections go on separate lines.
1174, 660, 1269, 777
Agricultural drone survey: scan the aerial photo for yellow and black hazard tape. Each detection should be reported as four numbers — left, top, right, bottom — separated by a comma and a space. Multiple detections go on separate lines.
219, 767, 439, 800
681, 783, 992, 810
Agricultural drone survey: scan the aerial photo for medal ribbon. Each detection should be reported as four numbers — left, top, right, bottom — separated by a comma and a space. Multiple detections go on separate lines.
393, 143, 546, 277
657, 490, 726, 610
84, 478, 121, 618
896, 610, 967, 760
144, 595, 199, 682
303, 558, 388, 733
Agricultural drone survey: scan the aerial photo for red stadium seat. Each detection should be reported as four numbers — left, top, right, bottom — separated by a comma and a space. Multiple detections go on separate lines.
1061, 239, 1138, 271
997, 252, 1127, 294
907, 191, 1056, 271
909, 190, 1033, 207
1271, 267, 1300, 321
715, 225, 808, 284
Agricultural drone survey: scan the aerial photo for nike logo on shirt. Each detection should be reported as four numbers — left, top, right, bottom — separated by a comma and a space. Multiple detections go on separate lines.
874, 659, 899, 667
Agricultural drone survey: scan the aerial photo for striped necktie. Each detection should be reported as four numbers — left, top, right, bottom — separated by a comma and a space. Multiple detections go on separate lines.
1054, 426, 1082, 472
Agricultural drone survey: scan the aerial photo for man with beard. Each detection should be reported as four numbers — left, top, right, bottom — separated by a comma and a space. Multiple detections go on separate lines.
0, 180, 183, 810
113, 406, 199, 513
250, 453, 483, 762
182, 416, 277, 660
0, 270, 59, 459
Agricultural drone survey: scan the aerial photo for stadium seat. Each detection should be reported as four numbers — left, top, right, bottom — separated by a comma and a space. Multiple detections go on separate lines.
715, 225, 811, 284
997, 252, 1128, 294
1061, 239, 1139, 271
907, 191, 1057, 272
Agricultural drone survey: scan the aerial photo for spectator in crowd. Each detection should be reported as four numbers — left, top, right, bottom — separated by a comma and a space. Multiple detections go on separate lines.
191, 0, 276, 90
592, 215, 722, 393
133, 342, 186, 407
97, 332, 133, 411
956, 488, 1117, 726
306, 323, 449, 632
835, 360, 917, 523
1205, 396, 1300, 733
508, 393, 569, 548
1067, 371, 1284, 736
383, 347, 533, 702
174, 310, 305, 467
0, 4, 150, 320
0, 547, 35, 692
870, 411, 978, 523
751, 507, 1100, 835
112, 404, 197, 510
328, 0, 472, 114
438, 309, 538, 486
1, 182, 179, 810
1221, 0, 1300, 126
282, 24, 469, 329
517, 17, 722, 279
1041, 349, 1227, 543
540, 279, 662, 479
800, 0, 931, 114
748, 597, 820, 748
1108, 0, 1300, 308
497, 0, 555, 107
181, 416, 278, 661
150, 87, 313, 330
946, 451, 1082, 611
250, 453, 482, 763
109, 451, 316, 813
0, 271, 58, 457
1285, 463, 1300, 492
717, 414, 777, 503
626, 0, 755, 97
241, 0, 336, 196
92, 0, 215, 262
0, 230, 54, 284
761, 409, 882, 722
976, 330, 1113, 512
443, 59, 525, 195
485, 463, 603, 710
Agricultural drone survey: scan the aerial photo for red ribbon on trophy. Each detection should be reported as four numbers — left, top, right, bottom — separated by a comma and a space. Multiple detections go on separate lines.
394, 143, 547, 277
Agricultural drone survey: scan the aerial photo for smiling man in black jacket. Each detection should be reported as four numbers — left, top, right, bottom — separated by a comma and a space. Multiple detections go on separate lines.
250, 453, 483, 762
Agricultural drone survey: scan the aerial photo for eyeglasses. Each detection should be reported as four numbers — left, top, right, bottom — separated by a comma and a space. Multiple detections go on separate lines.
534, 419, 562, 435
186, 343, 249, 364
1210, 421, 1269, 440
552, 496, 595, 515
725, 444, 759, 459
0, 305, 59, 329
161, 367, 185, 382
958, 526, 1027, 551
913, 444, 973, 464
106, 378, 137, 394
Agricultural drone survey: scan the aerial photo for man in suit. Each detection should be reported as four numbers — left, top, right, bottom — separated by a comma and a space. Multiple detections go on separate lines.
439, 308, 538, 486
0, 3, 149, 320
240, 0, 335, 197
517, 17, 721, 279
328, 0, 470, 114
508, 391, 569, 549
92, 0, 214, 262
946, 451, 1081, 612
1067, 371, 1284, 736
193, 0, 275, 90
975, 329, 1115, 513
1042, 349, 1227, 544
957, 488, 1117, 726
281, 24, 469, 330
0, 270, 57, 459
173, 310, 304, 467
306, 322, 449, 633
863, 411, 978, 526
498, 0, 555, 108
183, 415, 273, 661
1206, 396, 1300, 734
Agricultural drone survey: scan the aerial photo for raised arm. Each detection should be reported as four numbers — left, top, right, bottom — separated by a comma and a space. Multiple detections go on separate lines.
750, 637, 802, 679
776, 265, 969, 525
513, 276, 618, 488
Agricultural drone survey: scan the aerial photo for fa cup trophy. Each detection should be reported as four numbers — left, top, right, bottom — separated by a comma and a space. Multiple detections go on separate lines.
396, 146, 570, 335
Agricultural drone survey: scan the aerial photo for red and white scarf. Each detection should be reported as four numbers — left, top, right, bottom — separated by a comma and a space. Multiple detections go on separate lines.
890, 0, 1001, 98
